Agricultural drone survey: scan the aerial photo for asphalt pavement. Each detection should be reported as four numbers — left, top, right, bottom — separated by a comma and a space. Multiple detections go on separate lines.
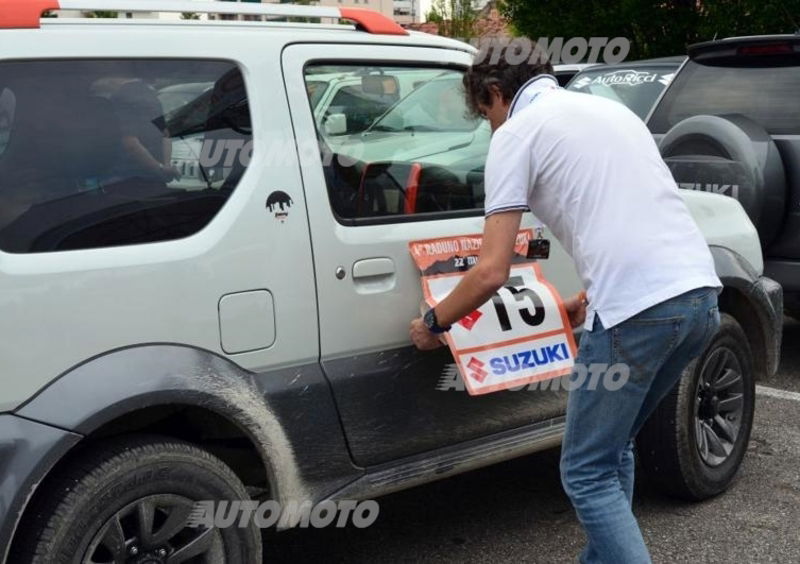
265, 319, 800, 563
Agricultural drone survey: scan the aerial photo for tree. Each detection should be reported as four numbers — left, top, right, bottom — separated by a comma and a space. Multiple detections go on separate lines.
427, 0, 478, 39
83, 11, 119, 19
499, 0, 800, 60
181, 12, 200, 20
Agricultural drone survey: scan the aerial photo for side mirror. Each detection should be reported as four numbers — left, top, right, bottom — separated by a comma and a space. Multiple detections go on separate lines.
324, 113, 348, 136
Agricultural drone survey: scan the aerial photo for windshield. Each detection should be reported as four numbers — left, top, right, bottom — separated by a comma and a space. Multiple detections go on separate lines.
568, 65, 680, 119
306, 80, 328, 110
369, 74, 482, 134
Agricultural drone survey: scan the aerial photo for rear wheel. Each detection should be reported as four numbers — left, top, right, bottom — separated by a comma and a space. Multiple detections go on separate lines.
637, 313, 755, 500
15, 435, 262, 564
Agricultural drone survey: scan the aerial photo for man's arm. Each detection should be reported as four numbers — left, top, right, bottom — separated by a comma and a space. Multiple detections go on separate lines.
410, 211, 588, 350
410, 211, 522, 350
436, 211, 522, 325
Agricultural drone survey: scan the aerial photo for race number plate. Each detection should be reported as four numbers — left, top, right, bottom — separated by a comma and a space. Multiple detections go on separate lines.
410, 231, 577, 396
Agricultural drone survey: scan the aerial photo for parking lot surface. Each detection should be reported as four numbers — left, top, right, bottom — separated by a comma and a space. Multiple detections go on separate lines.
266, 320, 800, 563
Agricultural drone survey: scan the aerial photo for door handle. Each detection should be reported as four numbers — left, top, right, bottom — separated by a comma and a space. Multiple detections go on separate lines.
353, 258, 395, 279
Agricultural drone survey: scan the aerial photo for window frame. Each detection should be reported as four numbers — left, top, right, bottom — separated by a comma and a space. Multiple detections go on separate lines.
302, 59, 488, 228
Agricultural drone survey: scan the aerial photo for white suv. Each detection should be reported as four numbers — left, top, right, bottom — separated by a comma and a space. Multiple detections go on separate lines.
0, 2, 782, 563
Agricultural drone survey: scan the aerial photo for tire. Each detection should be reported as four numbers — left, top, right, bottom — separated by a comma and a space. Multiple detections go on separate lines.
14, 435, 262, 564
636, 313, 755, 501
660, 114, 786, 247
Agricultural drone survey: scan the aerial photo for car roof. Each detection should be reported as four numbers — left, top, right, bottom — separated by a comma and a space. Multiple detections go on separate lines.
31, 19, 476, 56
688, 34, 800, 62
1, 0, 476, 56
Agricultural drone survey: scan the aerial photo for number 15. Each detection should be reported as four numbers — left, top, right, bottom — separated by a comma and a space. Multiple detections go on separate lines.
491, 275, 545, 332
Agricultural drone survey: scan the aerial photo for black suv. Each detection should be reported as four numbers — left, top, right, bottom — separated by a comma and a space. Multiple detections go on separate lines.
648, 34, 800, 315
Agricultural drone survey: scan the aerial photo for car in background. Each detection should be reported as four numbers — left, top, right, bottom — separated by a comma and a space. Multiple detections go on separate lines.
567, 56, 685, 119
552, 63, 601, 86
308, 67, 437, 137
646, 34, 800, 317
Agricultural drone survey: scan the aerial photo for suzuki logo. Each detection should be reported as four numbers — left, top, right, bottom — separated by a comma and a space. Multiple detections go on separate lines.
467, 357, 489, 383
678, 182, 740, 200
459, 310, 483, 331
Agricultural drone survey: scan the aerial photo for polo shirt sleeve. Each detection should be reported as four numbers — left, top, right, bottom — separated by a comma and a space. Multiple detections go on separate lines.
483, 129, 533, 217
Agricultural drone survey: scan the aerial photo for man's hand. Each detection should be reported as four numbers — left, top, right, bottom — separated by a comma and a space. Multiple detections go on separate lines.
564, 291, 587, 329
410, 318, 445, 351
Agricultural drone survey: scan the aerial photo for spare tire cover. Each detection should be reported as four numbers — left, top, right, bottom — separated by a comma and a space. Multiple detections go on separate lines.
659, 114, 786, 247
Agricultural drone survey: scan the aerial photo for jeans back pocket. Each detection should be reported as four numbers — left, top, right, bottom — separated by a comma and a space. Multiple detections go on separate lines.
612, 317, 683, 383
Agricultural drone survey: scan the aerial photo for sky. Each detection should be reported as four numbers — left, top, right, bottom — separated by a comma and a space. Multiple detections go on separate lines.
419, 0, 433, 21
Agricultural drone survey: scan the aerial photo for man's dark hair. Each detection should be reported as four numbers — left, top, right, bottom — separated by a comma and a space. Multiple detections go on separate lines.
463, 44, 554, 118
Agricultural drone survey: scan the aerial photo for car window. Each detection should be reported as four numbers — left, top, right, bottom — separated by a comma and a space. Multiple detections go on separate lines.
157, 82, 213, 114
305, 64, 489, 224
0, 87, 14, 157
649, 61, 800, 135
368, 76, 482, 134
568, 66, 678, 120
0, 59, 251, 254
306, 80, 328, 110
326, 84, 398, 136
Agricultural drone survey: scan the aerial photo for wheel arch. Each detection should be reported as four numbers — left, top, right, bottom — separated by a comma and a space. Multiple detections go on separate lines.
710, 245, 783, 379
4, 344, 314, 561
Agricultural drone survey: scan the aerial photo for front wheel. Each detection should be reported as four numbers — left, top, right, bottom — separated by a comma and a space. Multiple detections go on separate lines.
637, 313, 755, 501
15, 435, 262, 564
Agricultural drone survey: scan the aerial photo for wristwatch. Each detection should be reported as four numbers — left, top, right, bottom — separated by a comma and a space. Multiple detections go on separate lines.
423, 308, 451, 334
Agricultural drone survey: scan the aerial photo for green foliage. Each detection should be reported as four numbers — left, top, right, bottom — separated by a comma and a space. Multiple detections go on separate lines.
499, 0, 800, 60
427, 0, 478, 38
83, 11, 119, 19
181, 12, 201, 20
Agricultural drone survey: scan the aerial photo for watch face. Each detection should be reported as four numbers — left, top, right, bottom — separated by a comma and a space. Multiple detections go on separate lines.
424, 309, 436, 331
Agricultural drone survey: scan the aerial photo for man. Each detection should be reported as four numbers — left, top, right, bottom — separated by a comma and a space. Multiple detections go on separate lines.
410, 47, 721, 563
98, 74, 180, 184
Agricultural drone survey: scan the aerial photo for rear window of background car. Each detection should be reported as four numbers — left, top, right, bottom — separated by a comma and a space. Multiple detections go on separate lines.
0, 59, 251, 254
648, 61, 800, 135
567, 66, 677, 120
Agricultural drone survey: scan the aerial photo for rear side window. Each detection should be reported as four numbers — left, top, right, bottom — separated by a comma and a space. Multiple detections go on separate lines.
305, 64, 489, 224
0, 59, 251, 253
649, 61, 800, 134
0, 87, 14, 158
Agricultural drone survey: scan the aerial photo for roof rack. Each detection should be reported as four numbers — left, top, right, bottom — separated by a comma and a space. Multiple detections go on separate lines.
0, 0, 409, 35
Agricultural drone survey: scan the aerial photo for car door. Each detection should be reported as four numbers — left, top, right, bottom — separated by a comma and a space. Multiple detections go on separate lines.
283, 43, 584, 467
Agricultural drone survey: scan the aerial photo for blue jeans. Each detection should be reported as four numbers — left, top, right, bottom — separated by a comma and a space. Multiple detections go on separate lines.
560, 287, 720, 564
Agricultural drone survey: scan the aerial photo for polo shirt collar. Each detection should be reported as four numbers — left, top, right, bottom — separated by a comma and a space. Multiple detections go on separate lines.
507, 74, 559, 118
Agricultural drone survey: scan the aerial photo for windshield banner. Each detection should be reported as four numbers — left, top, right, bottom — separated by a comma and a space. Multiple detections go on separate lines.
410, 231, 578, 396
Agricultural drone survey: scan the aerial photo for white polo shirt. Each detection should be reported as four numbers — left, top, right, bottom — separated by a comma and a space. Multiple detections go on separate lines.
484, 76, 721, 330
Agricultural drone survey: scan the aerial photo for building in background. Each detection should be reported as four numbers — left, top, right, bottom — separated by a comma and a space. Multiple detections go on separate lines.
393, 0, 419, 24
312, 0, 394, 19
